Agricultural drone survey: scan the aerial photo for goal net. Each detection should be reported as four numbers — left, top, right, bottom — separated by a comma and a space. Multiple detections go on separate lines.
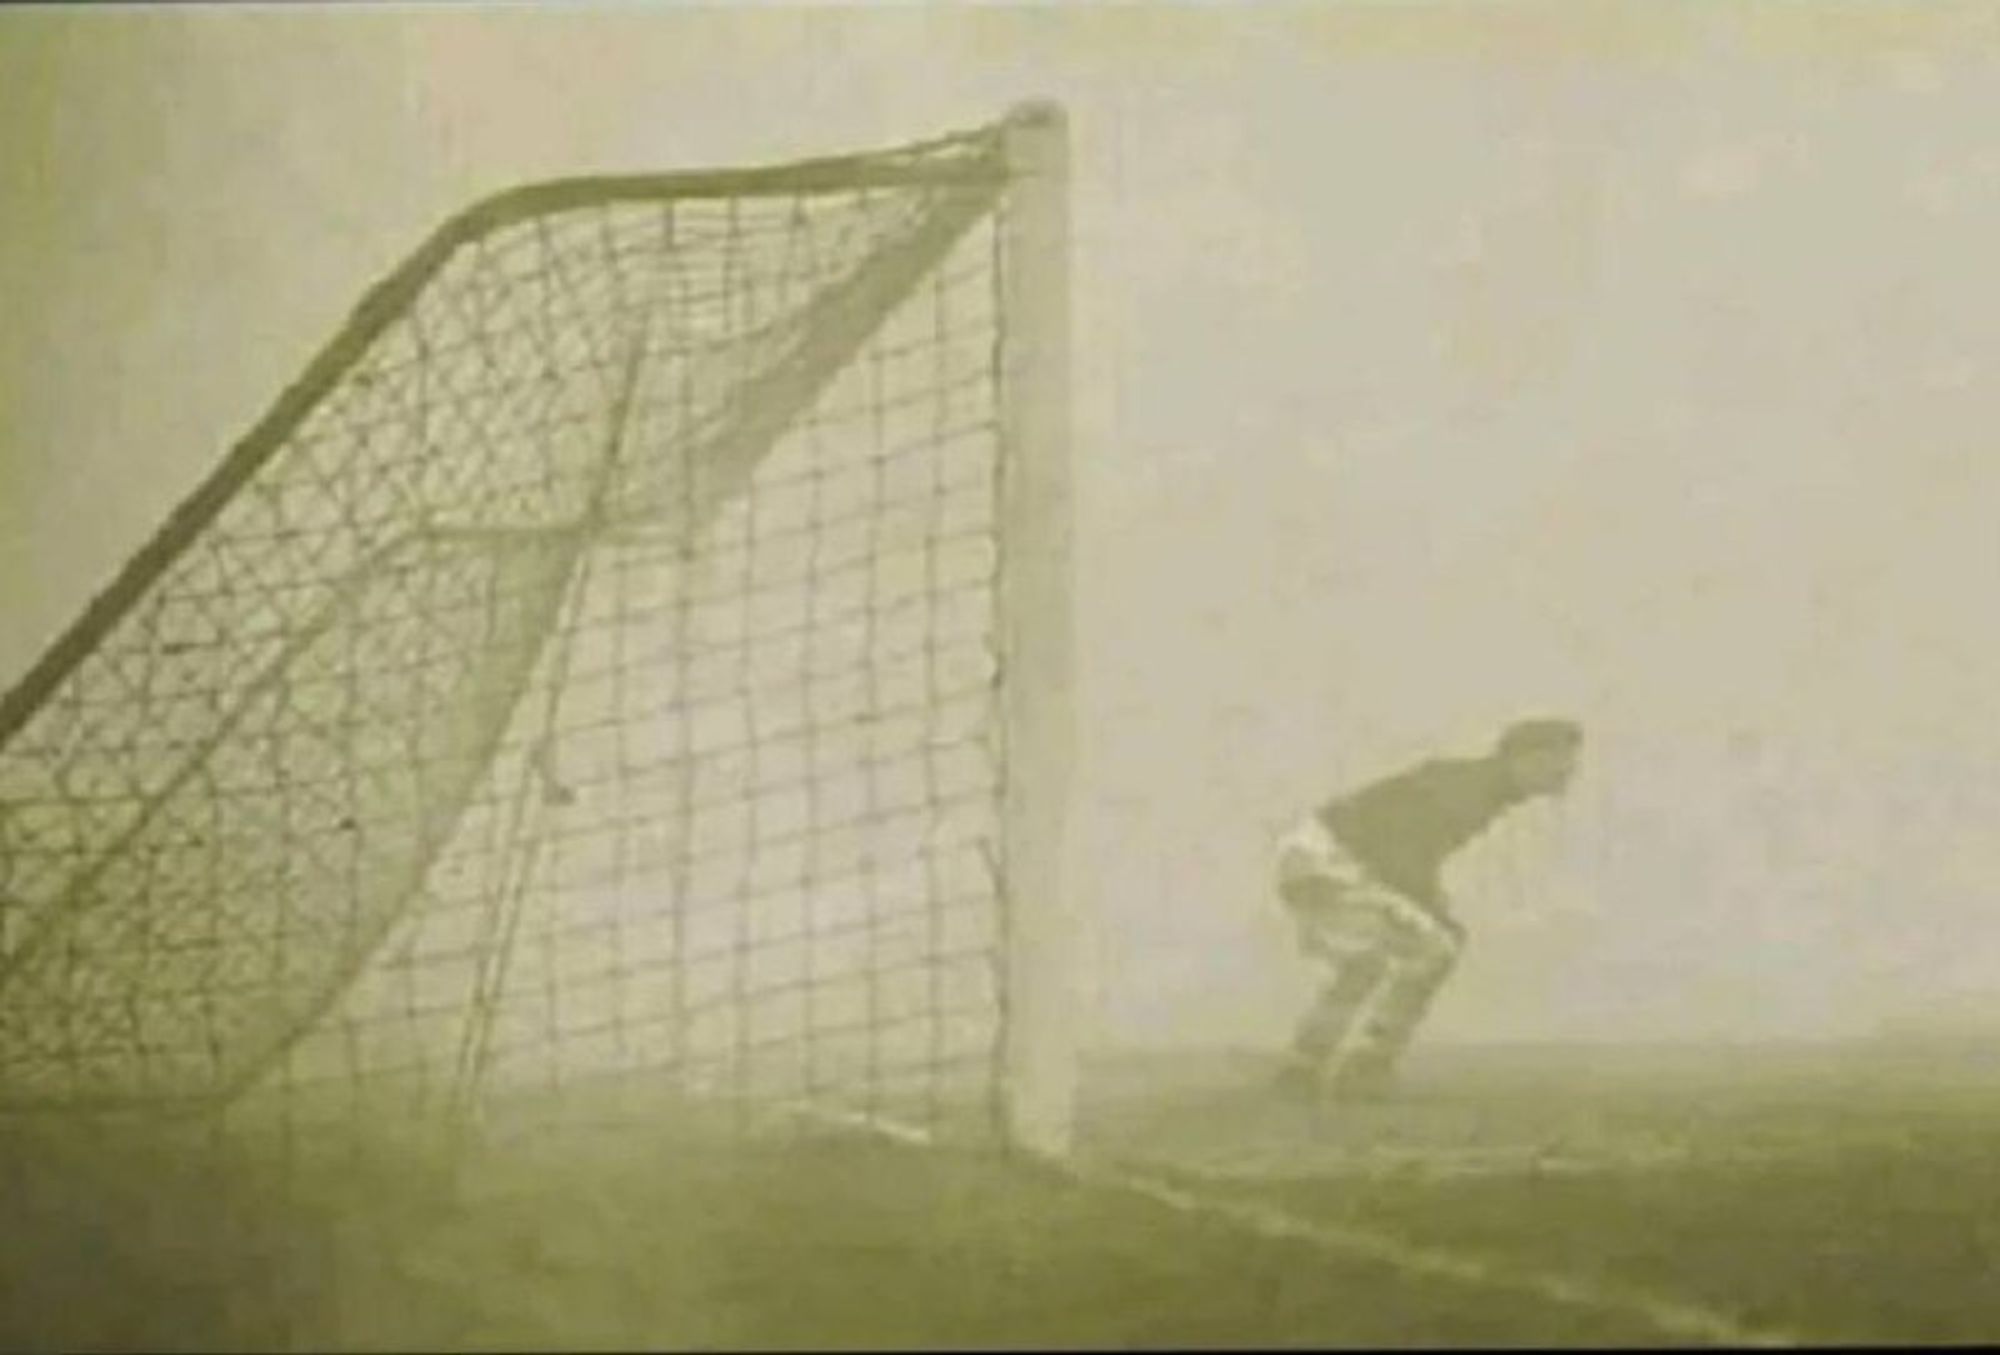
0, 106, 1077, 1159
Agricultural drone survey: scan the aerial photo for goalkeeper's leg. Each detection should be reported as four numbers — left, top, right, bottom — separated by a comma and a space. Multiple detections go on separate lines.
1281, 947, 1391, 1092
1326, 917, 1462, 1097
1273, 815, 1403, 1095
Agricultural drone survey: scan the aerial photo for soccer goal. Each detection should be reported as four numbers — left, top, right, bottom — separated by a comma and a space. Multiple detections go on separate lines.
0, 106, 1078, 1158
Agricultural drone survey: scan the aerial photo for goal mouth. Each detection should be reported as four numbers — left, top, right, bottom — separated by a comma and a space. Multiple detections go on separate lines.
0, 106, 1077, 1156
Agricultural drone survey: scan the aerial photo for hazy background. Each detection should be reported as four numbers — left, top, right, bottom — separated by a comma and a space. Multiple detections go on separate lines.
5, 2, 2000, 1053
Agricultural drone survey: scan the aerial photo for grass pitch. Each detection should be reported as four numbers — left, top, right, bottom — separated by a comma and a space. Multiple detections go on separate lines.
4, 1041, 1996, 1348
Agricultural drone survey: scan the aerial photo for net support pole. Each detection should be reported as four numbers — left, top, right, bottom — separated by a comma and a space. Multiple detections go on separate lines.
997, 101, 1079, 1158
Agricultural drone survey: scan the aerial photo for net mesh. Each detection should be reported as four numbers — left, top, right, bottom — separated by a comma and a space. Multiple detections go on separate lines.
0, 120, 1029, 1149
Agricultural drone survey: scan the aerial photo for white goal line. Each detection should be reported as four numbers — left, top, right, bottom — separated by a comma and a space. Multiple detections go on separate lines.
1146, 1138, 1846, 1185
1065, 1160, 1806, 1349
756, 1095, 1801, 1348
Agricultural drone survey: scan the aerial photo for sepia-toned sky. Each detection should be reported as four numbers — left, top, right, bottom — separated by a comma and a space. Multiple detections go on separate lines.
6, 2, 2000, 1050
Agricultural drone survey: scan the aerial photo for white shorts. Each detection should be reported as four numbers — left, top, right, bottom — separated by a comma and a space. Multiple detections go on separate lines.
1274, 815, 1458, 960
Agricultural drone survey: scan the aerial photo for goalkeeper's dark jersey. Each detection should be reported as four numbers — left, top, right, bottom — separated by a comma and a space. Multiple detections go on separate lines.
1317, 757, 1526, 914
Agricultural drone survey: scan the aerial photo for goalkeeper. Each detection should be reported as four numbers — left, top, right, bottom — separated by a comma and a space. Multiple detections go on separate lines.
1274, 718, 1583, 1100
